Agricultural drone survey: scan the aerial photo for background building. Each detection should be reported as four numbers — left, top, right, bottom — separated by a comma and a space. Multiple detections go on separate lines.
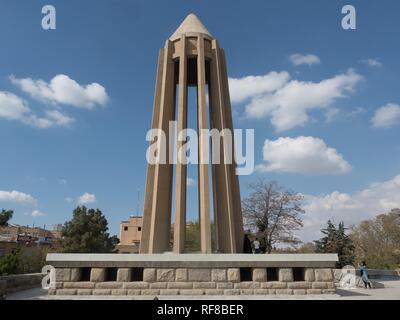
117, 216, 142, 253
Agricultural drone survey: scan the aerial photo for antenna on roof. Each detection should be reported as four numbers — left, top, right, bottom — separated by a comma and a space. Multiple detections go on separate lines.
136, 188, 140, 217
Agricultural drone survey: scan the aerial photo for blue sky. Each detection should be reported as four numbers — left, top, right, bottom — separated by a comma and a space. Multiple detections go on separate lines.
1, 0, 400, 242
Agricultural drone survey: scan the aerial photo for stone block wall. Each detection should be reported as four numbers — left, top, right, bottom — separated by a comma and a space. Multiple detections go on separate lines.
49, 267, 335, 296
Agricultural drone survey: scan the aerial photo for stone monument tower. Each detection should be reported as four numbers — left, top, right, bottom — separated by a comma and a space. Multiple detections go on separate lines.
140, 14, 244, 254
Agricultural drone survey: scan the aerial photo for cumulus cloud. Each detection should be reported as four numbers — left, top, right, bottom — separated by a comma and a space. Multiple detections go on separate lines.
229, 71, 289, 104
361, 58, 383, 67
0, 190, 38, 206
77, 192, 96, 205
289, 53, 321, 66
10, 74, 109, 109
31, 210, 46, 217
187, 177, 196, 187
371, 103, 400, 128
298, 174, 400, 242
0, 91, 74, 129
256, 136, 351, 175
243, 69, 362, 131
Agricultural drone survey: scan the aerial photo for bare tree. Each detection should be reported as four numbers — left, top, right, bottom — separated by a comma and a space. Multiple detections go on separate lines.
242, 180, 304, 253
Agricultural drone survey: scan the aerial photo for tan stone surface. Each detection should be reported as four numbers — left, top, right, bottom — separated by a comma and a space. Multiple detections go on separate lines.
287, 282, 312, 289
95, 282, 123, 289
112, 289, 127, 296
252, 268, 267, 282
90, 268, 105, 282
141, 289, 160, 295
150, 282, 168, 289
168, 282, 193, 289
279, 268, 294, 282
211, 269, 227, 282
70, 268, 81, 282
175, 268, 188, 282
157, 269, 175, 282
234, 282, 260, 289
117, 268, 131, 282
63, 282, 95, 289
315, 269, 333, 282
217, 282, 233, 289
227, 268, 240, 282
261, 282, 287, 289
56, 289, 76, 295
193, 282, 216, 289
188, 269, 211, 282
143, 268, 156, 282
304, 268, 315, 282
180, 289, 204, 295
123, 282, 149, 289
77, 289, 93, 295
55, 268, 71, 282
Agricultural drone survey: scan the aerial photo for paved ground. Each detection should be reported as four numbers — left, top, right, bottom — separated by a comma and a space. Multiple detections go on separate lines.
7, 280, 400, 300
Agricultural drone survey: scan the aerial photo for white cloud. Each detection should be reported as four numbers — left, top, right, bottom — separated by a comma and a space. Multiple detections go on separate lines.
31, 210, 46, 217
256, 136, 351, 175
361, 58, 383, 67
77, 192, 96, 205
10, 74, 109, 109
0, 91, 30, 120
65, 197, 74, 203
228, 71, 289, 104
59, 179, 67, 185
244, 69, 362, 131
0, 90, 74, 129
187, 177, 196, 187
298, 174, 400, 242
371, 103, 400, 128
0, 190, 38, 206
289, 53, 320, 66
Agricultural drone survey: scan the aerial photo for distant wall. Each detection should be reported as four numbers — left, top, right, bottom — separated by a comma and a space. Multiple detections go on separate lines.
0, 273, 44, 295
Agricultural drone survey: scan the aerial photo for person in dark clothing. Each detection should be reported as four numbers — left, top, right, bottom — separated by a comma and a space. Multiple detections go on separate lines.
243, 234, 252, 253
359, 261, 372, 289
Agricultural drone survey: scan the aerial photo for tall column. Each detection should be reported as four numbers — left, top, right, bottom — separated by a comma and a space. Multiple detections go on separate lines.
220, 49, 244, 252
173, 35, 188, 253
209, 39, 236, 253
197, 36, 212, 253
139, 48, 165, 253
147, 40, 176, 253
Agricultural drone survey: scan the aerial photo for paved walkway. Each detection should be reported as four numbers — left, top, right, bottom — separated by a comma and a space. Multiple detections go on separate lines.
7, 280, 400, 300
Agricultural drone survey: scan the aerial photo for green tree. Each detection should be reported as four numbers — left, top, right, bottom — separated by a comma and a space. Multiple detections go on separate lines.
0, 250, 20, 276
351, 209, 400, 269
0, 209, 13, 227
314, 220, 355, 268
242, 180, 304, 253
60, 206, 119, 253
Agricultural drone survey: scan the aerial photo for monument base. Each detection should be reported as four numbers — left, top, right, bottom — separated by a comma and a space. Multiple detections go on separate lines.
46, 253, 338, 296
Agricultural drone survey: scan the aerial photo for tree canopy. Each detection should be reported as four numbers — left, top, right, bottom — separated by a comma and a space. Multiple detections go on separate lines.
351, 208, 400, 269
314, 220, 355, 268
242, 180, 304, 253
0, 209, 13, 227
60, 206, 119, 253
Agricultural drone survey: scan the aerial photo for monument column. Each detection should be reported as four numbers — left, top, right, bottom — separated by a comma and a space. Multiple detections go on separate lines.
197, 35, 212, 253
173, 35, 188, 253
147, 40, 176, 253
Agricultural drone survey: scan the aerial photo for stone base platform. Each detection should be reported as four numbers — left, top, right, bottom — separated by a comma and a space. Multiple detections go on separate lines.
46, 253, 338, 296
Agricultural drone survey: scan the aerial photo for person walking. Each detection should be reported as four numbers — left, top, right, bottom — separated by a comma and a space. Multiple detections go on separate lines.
243, 234, 252, 253
359, 261, 372, 289
252, 237, 261, 254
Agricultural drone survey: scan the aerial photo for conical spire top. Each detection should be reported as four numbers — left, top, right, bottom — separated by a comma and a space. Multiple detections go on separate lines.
170, 13, 213, 40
